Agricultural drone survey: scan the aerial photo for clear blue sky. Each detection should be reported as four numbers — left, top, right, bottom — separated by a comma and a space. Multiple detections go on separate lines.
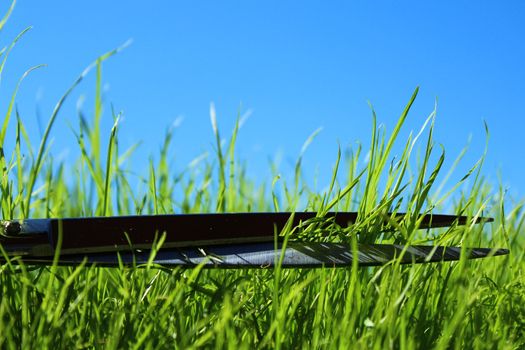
1, 1, 524, 200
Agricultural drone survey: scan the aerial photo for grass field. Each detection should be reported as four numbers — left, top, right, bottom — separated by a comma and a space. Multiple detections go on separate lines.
1, 5, 524, 349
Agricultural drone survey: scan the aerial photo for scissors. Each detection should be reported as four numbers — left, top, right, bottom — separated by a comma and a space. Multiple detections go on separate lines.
0, 212, 508, 268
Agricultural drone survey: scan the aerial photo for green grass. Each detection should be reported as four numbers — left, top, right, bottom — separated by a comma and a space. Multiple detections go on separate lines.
1, 5, 524, 349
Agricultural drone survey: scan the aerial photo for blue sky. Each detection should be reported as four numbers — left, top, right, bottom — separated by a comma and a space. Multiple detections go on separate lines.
1, 1, 524, 200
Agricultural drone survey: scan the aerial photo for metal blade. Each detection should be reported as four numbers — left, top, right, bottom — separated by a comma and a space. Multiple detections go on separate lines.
1, 212, 492, 256
4, 242, 508, 268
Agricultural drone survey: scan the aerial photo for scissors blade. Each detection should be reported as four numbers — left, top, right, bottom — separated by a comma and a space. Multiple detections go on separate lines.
1, 212, 492, 256
5, 242, 508, 268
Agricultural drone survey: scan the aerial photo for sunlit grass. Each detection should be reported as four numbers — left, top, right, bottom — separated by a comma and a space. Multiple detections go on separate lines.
0, 3, 522, 349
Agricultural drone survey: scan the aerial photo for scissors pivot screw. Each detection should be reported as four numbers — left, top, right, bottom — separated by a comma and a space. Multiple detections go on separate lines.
2, 221, 21, 236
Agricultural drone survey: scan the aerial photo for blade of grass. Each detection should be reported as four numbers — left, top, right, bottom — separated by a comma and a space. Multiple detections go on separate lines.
24, 42, 130, 217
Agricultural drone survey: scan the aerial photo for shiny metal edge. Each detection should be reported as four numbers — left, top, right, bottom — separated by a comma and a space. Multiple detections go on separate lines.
2, 242, 509, 268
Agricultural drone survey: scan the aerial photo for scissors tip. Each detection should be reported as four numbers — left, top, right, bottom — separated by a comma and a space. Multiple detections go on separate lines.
470, 247, 509, 259
493, 248, 510, 256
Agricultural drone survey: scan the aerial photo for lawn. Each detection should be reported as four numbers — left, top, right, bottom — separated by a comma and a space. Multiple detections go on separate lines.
0, 4, 523, 349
